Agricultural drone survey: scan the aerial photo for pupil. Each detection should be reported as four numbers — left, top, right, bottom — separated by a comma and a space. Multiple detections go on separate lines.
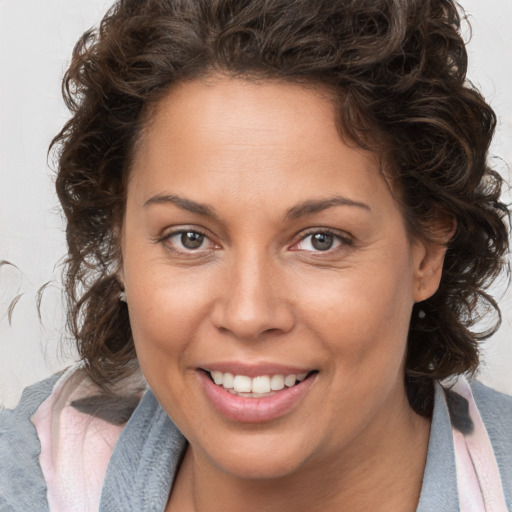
181, 232, 204, 249
312, 233, 333, 251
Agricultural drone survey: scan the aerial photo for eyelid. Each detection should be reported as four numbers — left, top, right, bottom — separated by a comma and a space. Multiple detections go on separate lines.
156, 226, 219, 253
290, 228, 353, 252
155, 225, 353, 255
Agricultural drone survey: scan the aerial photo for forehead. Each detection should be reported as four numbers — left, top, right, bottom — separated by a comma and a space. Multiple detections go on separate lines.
129, 76, 392, 214
138, 77, 342, 163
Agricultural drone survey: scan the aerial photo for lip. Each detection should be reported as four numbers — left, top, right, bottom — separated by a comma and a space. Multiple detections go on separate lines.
199, 362, 313, 378
198, 368, 317, 423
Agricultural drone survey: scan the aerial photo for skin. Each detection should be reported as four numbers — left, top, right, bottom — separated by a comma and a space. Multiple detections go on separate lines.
121, 76, 449, 512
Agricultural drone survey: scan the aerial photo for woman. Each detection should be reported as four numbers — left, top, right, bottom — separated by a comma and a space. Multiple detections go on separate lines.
1, 0, 511, 510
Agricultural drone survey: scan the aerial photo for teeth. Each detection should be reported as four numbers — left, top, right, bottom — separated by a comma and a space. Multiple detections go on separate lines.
270, 374, 285, 391
233, 375, 252, 393
211, 371, 223, 385
284, 374, 296, 387
252, 375, 271, 394
223, 373, 234, 389
209, 370, 310, 395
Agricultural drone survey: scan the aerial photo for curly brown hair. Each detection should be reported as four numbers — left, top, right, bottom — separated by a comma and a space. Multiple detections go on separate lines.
51, 0, 509, 416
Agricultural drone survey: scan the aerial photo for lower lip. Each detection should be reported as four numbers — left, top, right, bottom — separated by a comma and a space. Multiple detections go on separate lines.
199, 371, 317, 423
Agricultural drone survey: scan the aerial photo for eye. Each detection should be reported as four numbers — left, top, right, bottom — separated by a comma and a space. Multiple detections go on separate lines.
159, 228, 217, 254
293, 230, 349, 252
175, 231, 206, 250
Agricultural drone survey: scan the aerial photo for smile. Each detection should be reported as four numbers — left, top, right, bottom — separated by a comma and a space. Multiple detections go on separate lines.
199, 367, 318, 422
209, 371, 310, 397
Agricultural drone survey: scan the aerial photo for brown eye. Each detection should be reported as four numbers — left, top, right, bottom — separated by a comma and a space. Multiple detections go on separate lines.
293, 230, 349, 253
311, 233, 334, 251
161, 229, 215, 254
180, 231, 204, 249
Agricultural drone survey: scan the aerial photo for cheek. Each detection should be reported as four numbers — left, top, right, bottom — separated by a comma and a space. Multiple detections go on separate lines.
122, 250, 216, 387
129, 271, 212, 346
295, 251, 415, 374
125, 270, 215, 424
303, 258, 415, 428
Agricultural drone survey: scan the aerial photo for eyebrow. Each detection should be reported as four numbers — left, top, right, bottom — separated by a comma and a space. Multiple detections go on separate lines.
285, 196, 371, 219
143, 193, 371, 220
143, 194, 218, 218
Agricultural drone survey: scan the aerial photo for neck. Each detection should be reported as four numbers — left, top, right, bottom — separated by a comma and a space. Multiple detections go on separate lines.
168, 389, 430, 512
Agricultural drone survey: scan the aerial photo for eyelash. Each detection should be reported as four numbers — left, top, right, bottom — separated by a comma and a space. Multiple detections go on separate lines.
156, 228, 215, 255
291, 229, 353, 253
156, 227, 353, 256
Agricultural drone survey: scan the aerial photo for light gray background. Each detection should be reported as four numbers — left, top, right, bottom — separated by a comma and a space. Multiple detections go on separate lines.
1, 0, 511, 408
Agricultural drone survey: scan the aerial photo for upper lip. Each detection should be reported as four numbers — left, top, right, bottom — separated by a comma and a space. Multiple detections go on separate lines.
199, 362, 316, 377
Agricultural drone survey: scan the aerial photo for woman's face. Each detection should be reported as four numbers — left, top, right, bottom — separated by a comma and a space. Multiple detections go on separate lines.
122, 77, 443, 479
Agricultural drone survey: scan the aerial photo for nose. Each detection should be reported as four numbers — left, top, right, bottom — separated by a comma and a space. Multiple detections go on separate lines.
211, 250, 295, 340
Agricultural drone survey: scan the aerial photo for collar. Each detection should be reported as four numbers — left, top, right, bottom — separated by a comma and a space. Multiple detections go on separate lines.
415, 381, 459, 511
100, 390, 186, 511
100, 382, 461, 512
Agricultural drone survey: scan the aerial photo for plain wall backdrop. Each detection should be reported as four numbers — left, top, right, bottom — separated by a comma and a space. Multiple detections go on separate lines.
1, 0, 511, 408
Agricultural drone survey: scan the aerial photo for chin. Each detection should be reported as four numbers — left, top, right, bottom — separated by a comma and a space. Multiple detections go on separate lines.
216, 454, 305, 481
199, 432, 314, 480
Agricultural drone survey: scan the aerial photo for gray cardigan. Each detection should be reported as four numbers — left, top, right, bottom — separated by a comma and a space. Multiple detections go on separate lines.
1, 375, 511, 511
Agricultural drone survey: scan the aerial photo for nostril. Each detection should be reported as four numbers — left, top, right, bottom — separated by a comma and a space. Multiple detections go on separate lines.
210, 282, 295, 340
212, 315, 296, 341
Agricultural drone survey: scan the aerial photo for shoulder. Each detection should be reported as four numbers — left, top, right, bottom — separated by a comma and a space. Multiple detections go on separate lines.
0, 372, 62, 454
471, 379, 512, 442
0, 366, 146, 511
0, 373, 61, 512
471, 379, 512, 411
471, 380, 512, 502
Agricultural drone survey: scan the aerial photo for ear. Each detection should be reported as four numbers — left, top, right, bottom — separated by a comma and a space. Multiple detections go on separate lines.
114, 221, 126, 289
117, 268, 125, 289
116, 268, 127, 302
412, 220, 455, 303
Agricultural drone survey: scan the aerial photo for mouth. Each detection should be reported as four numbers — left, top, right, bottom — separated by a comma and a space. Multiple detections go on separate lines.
198, 363, 319, 422
204, 369, 317, 398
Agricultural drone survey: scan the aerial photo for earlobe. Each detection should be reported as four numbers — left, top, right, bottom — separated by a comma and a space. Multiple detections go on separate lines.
413, 243, 448, 302
117, 267, 127, 300
413, 220, 455, 303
